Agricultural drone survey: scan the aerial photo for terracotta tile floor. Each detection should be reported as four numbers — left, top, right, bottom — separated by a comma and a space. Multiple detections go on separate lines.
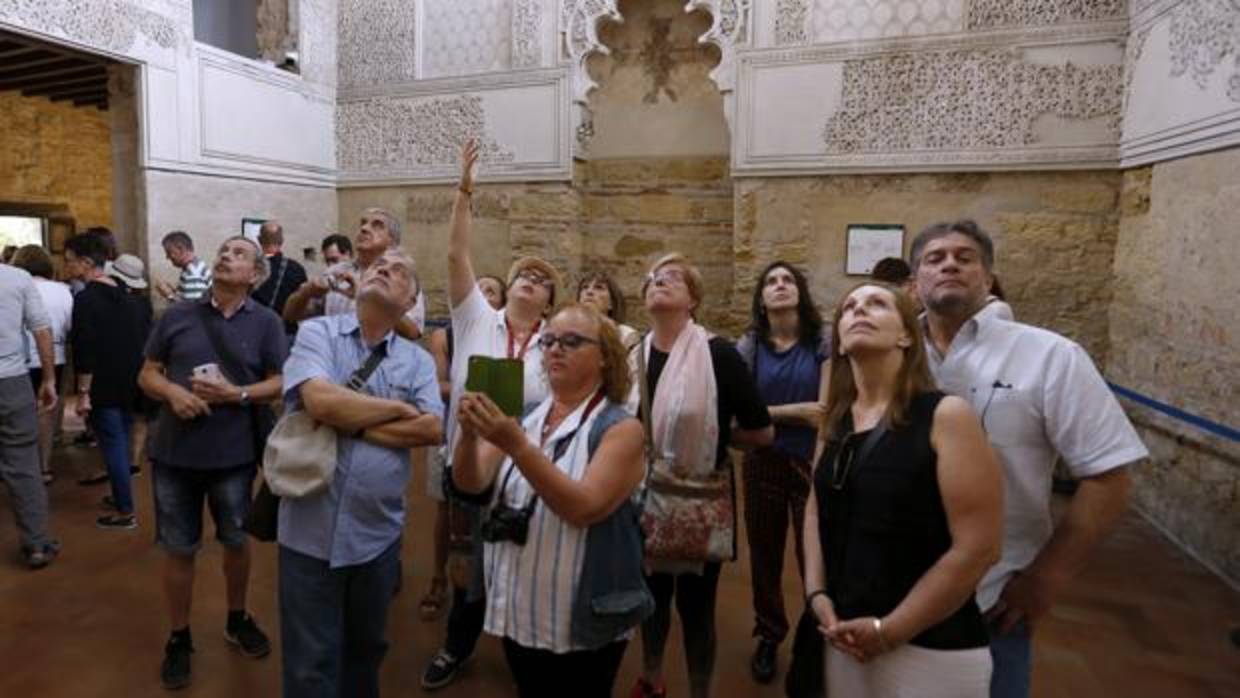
2, 434, 1237, 697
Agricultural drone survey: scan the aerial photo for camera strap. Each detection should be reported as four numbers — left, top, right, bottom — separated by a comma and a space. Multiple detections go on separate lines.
496, 389, 606, 512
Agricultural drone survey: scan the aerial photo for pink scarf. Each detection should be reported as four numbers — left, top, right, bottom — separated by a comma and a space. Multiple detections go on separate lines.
644, 321, 718, 480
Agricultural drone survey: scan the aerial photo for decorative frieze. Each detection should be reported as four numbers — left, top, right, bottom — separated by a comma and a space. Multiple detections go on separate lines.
423, 0, 514, 78
338, 0, 417, 88
0, 0, 179, 55
1168, 0, 1240, 101
337, 94, 514, 173
823, 49, 1124, 153
774, 0, 810, 45
967, 0, 1128, 30
512, 0, 543, 68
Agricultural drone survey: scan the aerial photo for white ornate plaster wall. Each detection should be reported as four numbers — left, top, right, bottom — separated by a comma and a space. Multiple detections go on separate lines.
1122, 0, 1240, 166
338, 0, 418, 88
422, 0, 515, 78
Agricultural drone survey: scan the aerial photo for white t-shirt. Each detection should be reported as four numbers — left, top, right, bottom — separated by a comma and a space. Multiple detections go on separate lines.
924, 303, 1148, 611
320, 260, 425, 332
26, 278, 73, 367
447, 285, 549, 450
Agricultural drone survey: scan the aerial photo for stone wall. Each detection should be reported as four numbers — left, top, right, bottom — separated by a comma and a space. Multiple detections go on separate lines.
1110, 147, 1240, 586
733, 171, 1123, 361
338, 155, 735, 332
0, 91, 113, 232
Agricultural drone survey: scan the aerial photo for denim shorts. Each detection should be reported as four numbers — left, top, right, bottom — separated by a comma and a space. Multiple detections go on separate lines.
151, 461, 256, 555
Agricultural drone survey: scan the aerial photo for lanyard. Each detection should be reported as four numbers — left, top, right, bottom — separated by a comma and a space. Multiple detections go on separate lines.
498, 389, 606, 505
505, 315, 542, 360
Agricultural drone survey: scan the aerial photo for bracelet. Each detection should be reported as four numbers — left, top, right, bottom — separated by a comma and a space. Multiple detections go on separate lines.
873, 617, 889, 650
805, 589, 829, 606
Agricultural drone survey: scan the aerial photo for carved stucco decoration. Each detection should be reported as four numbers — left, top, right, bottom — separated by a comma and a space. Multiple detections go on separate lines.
967, 0, 1128, 30
299, 0, 337, 88
775, 0, 810, 45
337, 94, 514, 173
512, 0, 543, 68
0, 0, 180, 55
561, 0, 748, 153
338, 0, 417, 88
424, 0, 514, 78
1168, 0, 1240, 102
822, 49, 1124, 153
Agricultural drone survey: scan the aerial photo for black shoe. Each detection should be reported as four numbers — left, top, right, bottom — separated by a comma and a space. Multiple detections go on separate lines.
23, 540, 61, 570
225, 613, 271, 658
160, 634, 193, 690
96, 513, 137, 530
77, 471, 108, 486
421, 649, 465, 690
751, 639, 777, 684
131, 465, 142, 476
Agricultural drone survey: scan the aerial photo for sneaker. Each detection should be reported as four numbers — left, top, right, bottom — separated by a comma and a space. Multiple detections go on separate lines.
225, 613, 271, 658
96, 513, 137, 530
750, 638, 777, 684
421, 649, 465, 690
24, 541, 61, 570
631, 677, 667, 698
160, 634, 193, 690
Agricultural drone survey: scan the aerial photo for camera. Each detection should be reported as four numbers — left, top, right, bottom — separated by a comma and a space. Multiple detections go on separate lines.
480, 501, 537, 545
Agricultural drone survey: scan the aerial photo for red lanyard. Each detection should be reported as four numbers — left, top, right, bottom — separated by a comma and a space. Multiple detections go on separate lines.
505, 315, 542, 360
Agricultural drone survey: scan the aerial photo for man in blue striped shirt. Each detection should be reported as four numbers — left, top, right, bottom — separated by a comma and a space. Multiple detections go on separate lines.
278, 248, 443, 698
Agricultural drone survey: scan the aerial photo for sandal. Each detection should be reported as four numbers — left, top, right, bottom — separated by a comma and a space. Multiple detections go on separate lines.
418, 577, 448, 621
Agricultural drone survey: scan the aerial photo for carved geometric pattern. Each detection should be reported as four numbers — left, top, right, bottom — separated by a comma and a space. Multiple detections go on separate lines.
512, 0, 542, 68
775, 0, 810, 44
338, 0, 417, 87
299, 0, 337, 87
0, 0, 179, 54
967, 0, 1127, 30
1168, 0, 1240, 102
811, 0, 962, 42
423, 0, 514, 78
823, 50, 1124, 153
337, 94, 515, 172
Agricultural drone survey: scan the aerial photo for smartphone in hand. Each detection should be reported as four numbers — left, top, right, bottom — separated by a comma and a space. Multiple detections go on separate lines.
192, 363, 223, 383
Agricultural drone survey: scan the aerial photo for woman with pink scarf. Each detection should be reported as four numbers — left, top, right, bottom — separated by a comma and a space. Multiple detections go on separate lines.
631, 253, 773, 698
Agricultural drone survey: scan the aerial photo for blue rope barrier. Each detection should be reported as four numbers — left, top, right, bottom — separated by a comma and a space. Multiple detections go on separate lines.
1108, 382, 1240, 443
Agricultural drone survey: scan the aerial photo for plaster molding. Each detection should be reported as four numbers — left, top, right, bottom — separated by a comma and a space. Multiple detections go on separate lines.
821, 49, 1123, 155
774, 0, 809, 45
0, 0, 181, 60
512, 0, 543, 68
966, 0, 1127, 30
338, 0, 417, 88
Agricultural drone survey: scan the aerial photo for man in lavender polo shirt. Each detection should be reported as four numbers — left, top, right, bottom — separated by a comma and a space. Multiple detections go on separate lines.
278, 248, 443, 698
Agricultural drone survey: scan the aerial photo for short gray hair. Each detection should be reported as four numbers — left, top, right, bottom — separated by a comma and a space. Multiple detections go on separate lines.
364, 207, 402, 245
909, 220, 995, 271
222, 235, 270, 287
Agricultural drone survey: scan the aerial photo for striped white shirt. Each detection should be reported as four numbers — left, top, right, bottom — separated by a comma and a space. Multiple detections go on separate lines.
177, 258, 212, 300
483, 396, 611, 653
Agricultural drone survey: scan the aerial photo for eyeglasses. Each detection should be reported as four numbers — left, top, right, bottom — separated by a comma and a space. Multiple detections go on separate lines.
516, 269, 553, 288
829, 434, 861, 491
648, 268, 687, 286
538, 332, 599, 351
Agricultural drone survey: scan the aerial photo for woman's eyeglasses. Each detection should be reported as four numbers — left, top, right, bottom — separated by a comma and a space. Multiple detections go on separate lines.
516, 269, 553, 288
538, 332, 599, 351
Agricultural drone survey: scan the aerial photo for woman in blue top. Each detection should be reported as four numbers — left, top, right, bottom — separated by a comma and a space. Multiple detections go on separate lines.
735, 261, 830, 683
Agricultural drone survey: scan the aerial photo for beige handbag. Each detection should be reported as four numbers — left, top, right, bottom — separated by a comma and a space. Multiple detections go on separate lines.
263, 344, 387, 498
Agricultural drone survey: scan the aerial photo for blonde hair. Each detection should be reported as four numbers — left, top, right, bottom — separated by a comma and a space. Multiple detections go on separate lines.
549, 303, 632, 404
641, 252, 704, 311
822, 281, 936, 438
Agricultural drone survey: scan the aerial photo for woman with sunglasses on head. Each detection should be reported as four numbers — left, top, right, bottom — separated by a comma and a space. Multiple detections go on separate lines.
451, 303, 647, 697
734, 261, 831, 684
577, 270, 639, 350
421, 140, 564, 690
632, 253, 774, 698
803, 282, 1002, 697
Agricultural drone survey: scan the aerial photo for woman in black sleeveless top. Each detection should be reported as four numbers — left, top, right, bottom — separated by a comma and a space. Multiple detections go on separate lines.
802, 282, 1003, 697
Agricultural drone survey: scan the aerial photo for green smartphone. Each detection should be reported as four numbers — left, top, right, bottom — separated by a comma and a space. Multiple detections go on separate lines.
465, 356, 525, 418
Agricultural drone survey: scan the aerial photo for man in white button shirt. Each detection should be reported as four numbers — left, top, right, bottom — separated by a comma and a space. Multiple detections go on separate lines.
911, 220, 1147, 698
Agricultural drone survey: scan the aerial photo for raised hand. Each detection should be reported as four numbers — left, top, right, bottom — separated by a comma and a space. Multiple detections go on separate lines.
459, 138, 480, 193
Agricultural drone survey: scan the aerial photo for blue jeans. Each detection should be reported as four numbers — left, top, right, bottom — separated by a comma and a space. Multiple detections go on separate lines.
988, 618, 1032, 698
91, 408, 134, 514
151, 462, 254, 555
279, 542, 401, 698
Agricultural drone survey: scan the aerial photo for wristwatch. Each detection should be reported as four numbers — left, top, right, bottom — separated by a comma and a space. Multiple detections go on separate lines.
239, 390, 251, 406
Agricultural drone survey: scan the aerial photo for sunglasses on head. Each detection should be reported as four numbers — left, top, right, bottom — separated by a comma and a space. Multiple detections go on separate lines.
538, 332, 599, 351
